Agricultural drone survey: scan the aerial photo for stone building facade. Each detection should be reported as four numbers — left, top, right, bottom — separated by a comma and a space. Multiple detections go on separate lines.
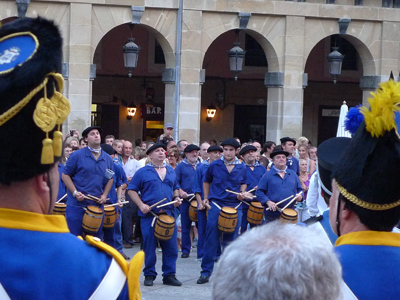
1, 0, 399, 145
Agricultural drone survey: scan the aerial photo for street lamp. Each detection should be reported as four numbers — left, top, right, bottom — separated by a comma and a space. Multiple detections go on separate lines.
122, 38, 140, 77
229, 42, 245, 81
327, 47, 344, 84
206, 105, 217, 121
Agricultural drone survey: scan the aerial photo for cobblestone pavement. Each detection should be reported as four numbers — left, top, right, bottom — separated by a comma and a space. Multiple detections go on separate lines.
124, 245, 213, 300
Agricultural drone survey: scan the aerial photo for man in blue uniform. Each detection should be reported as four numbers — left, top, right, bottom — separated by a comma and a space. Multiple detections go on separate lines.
256, 149, 303, 223
280, 137, 300, 175
193, 145, 223, 260
128, 143, 183, 287
330, 79, 400, 299
62, 126, 114, 238
197, 139, 247, 284
239, 145, 267, 232
175, 143, 201, 258
0, 17, 142, 300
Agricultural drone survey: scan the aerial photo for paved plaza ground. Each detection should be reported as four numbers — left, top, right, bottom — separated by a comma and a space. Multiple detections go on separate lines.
124, 245, 213, 300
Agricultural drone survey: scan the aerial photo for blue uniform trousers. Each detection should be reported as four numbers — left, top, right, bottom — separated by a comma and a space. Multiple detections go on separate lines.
240, 204, 258, 233
103, 207, 123, 252
197, 208, 207, 259
180, 200, 192, 255
200, 203, 242, 277
66, 205, 103, 238
141, 215, 178, 277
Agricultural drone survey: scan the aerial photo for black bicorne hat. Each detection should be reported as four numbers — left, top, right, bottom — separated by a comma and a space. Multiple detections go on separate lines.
0, 17, 70, 184
332, 79, 400, 211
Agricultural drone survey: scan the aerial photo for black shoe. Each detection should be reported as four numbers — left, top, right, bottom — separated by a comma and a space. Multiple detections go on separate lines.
163, 275, 182, 286
144, 275, 155, 286
197, 275, 209, 284
121, 252, 130, 260
181, 253, 190, 258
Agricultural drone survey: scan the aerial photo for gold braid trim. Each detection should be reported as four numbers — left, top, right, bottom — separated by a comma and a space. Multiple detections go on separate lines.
0, 77, 49, 127
336, 182, 400, 211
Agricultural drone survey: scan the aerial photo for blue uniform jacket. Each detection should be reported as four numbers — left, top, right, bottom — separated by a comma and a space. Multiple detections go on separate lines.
57, 162, 66, 201
63, 147, 113, 207
106, 161, 125, 204
287, 156, 300, 175
128, 165, 179, 217
0, 208, 128, 300
204, 159, 248, 208
244, 164, 267, 201
193, 161, 210, 199
256, 168, 302, 219
335, 231, 400, 299
175, 160, 200, 195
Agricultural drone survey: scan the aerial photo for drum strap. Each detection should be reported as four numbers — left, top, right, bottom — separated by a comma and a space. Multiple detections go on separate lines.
211, 201, 222, 210
0, 283, 11, 300
88, 258, 126, 300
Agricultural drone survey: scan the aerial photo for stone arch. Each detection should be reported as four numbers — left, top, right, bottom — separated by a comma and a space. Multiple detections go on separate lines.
201, 12, 282, 73
91, 6, 175, 67
304, 18, 376, 76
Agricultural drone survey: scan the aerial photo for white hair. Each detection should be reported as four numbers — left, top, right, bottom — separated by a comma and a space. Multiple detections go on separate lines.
212, 222, 342, 300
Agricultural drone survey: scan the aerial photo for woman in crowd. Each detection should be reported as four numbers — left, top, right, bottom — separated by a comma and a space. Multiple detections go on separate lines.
298, 144, 316, 175
167, 147, 181, 169
298, 158, 311, 200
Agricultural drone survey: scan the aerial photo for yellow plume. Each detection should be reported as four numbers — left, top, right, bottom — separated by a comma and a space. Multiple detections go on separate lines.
361, 80, 400, 137
128, 250, 144, 300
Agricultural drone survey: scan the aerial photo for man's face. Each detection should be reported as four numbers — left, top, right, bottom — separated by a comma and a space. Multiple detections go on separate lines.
209, 150, 221, 162
252, 142, 261, 153
243, 150, 256, 165
329, 180, 341, 236
267, 144, 276, 154
149, 147, 166, 162
200, 143, 210, 160
186, 149, 199, 164
223, 145, 236, 161
310, 148, 317, 160
64, 147, 72, 158
123, 141, 133, 157
79, 140, 87, 148
282, 141, 295, 155
165, 127, 173, 137
105, 138, 114, 146
273, 154, 287, 169
179, 141, 188, 152
86, 130, 101, 147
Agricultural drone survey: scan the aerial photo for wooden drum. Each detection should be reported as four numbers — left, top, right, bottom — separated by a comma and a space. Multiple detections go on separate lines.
103, 206, 117, 228
189, 200, 198, 222
82, 206, 103, 234
154, 215, 175, 241
247, 202, 264, 225
218, 207, 238, 233
279, 208, 298, 224
53, 203, 67, 216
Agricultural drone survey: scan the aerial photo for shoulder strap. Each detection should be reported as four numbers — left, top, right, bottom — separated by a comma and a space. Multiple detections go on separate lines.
0, 283, 11, 300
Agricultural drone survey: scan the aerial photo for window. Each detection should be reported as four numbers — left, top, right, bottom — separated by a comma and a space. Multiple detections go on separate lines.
245, 34, 268, 67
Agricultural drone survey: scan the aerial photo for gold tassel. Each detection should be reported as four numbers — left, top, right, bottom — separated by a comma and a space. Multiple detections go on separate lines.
53, 128, 63, 157
41, 135, 54, 164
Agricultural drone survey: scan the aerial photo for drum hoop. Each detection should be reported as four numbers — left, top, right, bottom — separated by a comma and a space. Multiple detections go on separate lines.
85, 212, 103, 219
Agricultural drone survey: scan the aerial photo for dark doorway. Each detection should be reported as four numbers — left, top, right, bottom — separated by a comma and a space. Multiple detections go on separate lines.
317, 105, 340, 145
96, 104, 120, 140
234, 105, 266, 143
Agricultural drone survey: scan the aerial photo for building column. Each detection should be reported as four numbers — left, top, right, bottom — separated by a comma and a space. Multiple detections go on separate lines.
178, 9, 202, 144
64, 3, 93, 134
266, 16, 305, 142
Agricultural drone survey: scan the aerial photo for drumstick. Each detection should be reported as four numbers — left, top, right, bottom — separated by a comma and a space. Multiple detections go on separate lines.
265, 195, 294, 211
87, 194, 110, 201
56, 194, 67, 203
247, 186, 257, 193
156, 200, 179, 208
240, 199, 250, 206
225, 189, 256, 200
83, 195, 98, 202
148, 198, 167, 209
281, 197, 298, 211
104, 201, 129, 207
188, 194, 196, 201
